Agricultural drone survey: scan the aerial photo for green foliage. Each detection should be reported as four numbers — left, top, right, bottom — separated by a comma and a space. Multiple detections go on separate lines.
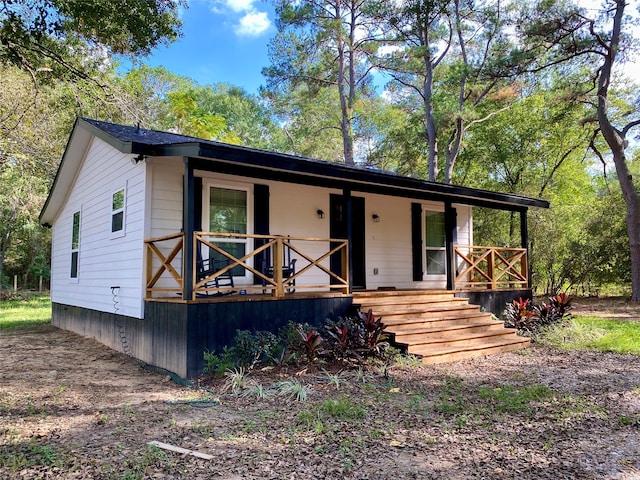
538, 316, 640, 355
277, 380, 313, 402
478, 384, 553, 414
503, 297, 537, 333
233, 330, 280, 368
319, 397, 367, 420
296, 326, 325, 363
222, 368, 249, 394
263, 0, 380, 164
201, 309, 388, 375
504, 294, 574, 335
0, 0, 183, 76
0, 293, 51, 330
0, 440, 66, 471
202, 347, 235, 377
324, 309, 387, 360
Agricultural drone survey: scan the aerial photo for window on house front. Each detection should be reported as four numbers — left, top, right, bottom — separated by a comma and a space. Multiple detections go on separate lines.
71, 210, 80, 279
111, 188, 125, 236
425, 210, 446, 276
208, 186, 249, 277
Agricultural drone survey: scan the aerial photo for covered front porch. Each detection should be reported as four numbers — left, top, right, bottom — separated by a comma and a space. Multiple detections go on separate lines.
144, 231, 530, 301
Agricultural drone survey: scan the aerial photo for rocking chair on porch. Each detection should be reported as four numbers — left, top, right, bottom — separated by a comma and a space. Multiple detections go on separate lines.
261, 240, 297, 294
196, 256, 235, 296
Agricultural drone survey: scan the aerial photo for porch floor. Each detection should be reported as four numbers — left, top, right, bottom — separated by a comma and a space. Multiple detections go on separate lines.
146, 291, 351, 304
352, 290, 530, 364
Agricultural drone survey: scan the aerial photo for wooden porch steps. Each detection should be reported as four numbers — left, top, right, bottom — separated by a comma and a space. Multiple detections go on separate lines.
352, 290, 530, 364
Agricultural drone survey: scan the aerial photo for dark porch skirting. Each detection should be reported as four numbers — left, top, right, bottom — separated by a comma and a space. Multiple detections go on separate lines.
455, 289, 532, 319
52, 296, 353, 379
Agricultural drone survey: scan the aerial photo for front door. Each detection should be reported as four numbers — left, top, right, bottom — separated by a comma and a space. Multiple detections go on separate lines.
330, 194, 366, 290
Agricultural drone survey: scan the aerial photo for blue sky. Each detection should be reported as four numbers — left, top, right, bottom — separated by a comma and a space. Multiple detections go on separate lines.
129, 0, 640, 97
135, 0, 277, 93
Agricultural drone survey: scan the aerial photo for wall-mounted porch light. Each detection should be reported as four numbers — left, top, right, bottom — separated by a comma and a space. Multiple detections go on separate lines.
131, 154, 146, 165
372, 213, 380, 223
317, 209, 325, 219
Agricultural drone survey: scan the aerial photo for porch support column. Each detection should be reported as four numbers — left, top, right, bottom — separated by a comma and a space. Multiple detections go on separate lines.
520, 209, 530, 288
444, 201, 457, 290
344, 188, 353, 294
183, 157, 195, 301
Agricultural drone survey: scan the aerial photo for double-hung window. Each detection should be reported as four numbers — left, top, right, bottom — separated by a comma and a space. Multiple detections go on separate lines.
111, 188, 126, 237
70, 211, 81, 279
425, 210, 446, 276
207, 185, 250, 279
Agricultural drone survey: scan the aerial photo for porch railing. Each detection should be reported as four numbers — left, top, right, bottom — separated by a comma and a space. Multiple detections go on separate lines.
454, 245, 528, 290
145, 232, 184, 297
144, 232, 349, 299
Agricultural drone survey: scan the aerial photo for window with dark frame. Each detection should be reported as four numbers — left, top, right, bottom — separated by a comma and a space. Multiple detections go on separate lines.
425, 210, 446, 276
111, 188, 125, 235
71, 210, 80, 278
208, 186, 248, 277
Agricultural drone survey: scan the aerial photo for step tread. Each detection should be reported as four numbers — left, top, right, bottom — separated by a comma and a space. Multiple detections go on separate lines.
417, 340, 531, 364
382, 310, 491, 324
388, 320, 505, 336
356, 296, 461, 306
400, 328, 519, 346
374, 303, 481, 315
409, 335, 530, 358
352, 290, 453, 298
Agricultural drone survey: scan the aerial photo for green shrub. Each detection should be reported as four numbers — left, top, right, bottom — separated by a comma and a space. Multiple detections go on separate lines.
202, 347, 235, 377
233, 330, 279, 368
504, 293, 574, 336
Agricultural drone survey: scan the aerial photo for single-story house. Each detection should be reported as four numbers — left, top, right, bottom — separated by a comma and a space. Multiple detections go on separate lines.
40, 118, 549, 378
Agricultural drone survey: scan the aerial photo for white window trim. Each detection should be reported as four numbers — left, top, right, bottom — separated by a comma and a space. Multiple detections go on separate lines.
203, 181, 254, 284
110, 186, 126, 239
423, 206, 447, 280
70, 209, 81, 283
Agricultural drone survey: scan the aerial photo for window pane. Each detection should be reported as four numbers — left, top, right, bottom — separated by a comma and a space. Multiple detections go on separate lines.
112, 211, 124, 233
112, 189, 125, 210
209, 187, 247, 234
426, 250, 446, 275
425, 211, 445, 247
210, 242, 246, 276
72, 211, 80, 249
71, 251, 78, 278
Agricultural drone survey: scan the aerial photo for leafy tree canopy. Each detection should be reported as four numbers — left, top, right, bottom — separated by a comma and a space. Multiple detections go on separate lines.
0, 0, 184, 78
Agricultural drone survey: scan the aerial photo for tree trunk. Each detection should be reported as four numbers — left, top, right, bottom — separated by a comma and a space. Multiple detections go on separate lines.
596, 0, 640, 301
422, 40, 438, 181
336, 0, 355, 165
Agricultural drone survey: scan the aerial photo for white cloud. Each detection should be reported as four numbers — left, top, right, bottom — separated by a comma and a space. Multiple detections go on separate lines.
226, 0, 257, 13
234, 10, 271, 37
208, 0, 272, 37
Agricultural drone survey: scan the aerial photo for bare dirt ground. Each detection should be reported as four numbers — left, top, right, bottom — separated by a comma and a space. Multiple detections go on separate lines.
2, 299, 640, 479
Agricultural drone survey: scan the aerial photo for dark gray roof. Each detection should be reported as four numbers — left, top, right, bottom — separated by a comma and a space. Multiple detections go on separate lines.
74, 118, 551, 211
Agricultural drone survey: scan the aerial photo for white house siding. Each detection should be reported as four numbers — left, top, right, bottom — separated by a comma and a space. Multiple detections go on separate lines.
149, 165, 342, 292
50, 138, 147, 318
360, 196, 473, 290
146, 157, 184, 294
361, 193, 414, 289
268, 181, 339, 288
148, 163, 475, 293
149, 157, 184, 238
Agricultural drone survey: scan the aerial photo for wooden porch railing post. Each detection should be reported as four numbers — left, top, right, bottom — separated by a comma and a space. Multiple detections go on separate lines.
273, 237, 285, 298
145, 244, 152, 299
341, 241, 349, 294
521, 252, 529, 289
488, 248, 496, 290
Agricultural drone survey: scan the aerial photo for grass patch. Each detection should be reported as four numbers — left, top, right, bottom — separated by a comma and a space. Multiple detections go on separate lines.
320, 397, 367, 420
478, 384, 554, 414
0, 293, 51, 330
538, 316, 640, 354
